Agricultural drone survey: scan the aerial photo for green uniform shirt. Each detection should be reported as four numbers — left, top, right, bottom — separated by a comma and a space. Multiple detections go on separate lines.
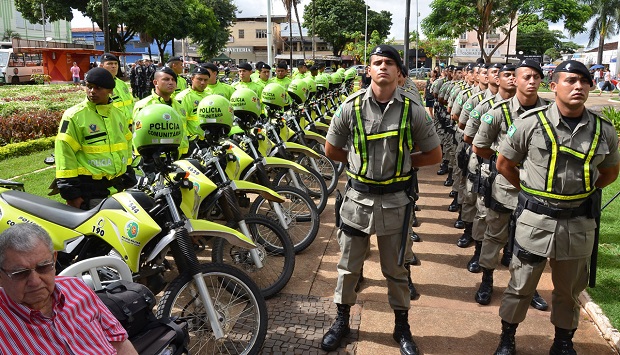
55, 99, 132, 181
175, 88, 209, 139
174, 75, 188, 97
134, 92, 189, 155
233, 80, 264, 98
268, 76, 292, 89
204, 81, 235, 100
292, 71, 309, 80
111, 77, 134, 126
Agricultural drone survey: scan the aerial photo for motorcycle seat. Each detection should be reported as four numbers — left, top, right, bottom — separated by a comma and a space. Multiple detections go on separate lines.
1, 190, 100, 229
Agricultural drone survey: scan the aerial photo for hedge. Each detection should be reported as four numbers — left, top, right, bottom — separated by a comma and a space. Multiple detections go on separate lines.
0, 136, 55, 160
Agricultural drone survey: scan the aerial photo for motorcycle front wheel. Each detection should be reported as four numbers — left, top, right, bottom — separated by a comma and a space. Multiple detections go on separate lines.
272, 166, 328, 215
296, 150, 339, 195
156, 263, 268, 355
212, 214, 295, 299
249, 185, 320, 254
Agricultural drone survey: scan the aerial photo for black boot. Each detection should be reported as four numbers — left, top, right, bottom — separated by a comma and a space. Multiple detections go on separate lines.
454, 208, 465, 228
321, 304, 351, 351
355, 266, 364, 292
410, 229, 421, 242
449, 190, 457, 198
467, 241, 482, 273
444, 168, 454, 186
411, 209, 420, 228
530, 290, 549, 311
393, 310, 419, 355
475, 268, 494, 305
549, 327, 577, 355
404, 263, 420, 300
494, 320, 518, 355
456, 222, 473, 248
437, 160, 449, 175
448, 194, 459, 212
501, 243, 512, 267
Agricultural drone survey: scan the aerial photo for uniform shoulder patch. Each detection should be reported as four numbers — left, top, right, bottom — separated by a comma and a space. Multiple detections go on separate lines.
507, 124, 517, 137
490, 98, 509, 109
344, 89, 365, 103
464, 102, 473, 112
470, 109, 481, 120
481, 112, 494, 124
520, 104, 550, 119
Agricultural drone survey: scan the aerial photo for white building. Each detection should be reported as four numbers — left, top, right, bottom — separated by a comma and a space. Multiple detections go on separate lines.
0, 0, 72, 43
452, 26, 518, 64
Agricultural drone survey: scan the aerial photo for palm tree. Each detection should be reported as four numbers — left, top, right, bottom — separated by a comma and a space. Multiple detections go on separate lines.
2, 30, 21, 42
584, 0, 620, 65
282, 0, 306, 61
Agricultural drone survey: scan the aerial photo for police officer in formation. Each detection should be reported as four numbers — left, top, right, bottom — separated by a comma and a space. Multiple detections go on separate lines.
323, 44, 442, 355
176, 65, 212, 147
492, 60, 619, 355
99, 53, 134, 127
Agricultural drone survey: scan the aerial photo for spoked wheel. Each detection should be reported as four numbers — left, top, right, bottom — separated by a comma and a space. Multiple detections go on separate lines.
296, 150, 339, 195
212, 214, 295, 299
272, 166, 328, 215
156, 263, 268, 355
310, 142, 345, 177
249, 185, 320, 253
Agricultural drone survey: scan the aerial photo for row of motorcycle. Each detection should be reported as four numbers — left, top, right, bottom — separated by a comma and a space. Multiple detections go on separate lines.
0, 69, 358, 355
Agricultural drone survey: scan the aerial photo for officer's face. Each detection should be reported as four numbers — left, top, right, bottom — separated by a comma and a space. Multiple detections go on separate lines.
169, 61, 183, 74
455, 70, 463, 80
101, 61, 118, 76
191, 73, 210, 92
472, 68, 479, 83
488, 68, 500, 86
369, 55, 399, 86
206, 69, 218, 85
515, 67, 542, 97
154, 72, 177, 96
276, 68, 288, 79
298, 66, 307, 74
550, 72, 591, 109
238, 68, 252, 82
84, 82, 113, 105
498, 71, 516, 92
478, 68, 488, 85
259, 68, 271, 81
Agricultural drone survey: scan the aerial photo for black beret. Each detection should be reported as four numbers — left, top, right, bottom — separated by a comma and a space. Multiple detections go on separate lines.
167, 56, 182, 63
191, 65, 210, 76
477, 62, 488, 69
447, 65, 455, 70
85, 67, 115, 89
309, 65, 319, 71
517, 59, 544, 78
499, 64, 517, 73
369, 44, 403, 68
554, 60, 594, 86
317, 62, 326, 68
255, 61, 265, 70
455, 66, 464, 71
297, 61, 307, 67
490, 63, 504, 70
261, 64, 271, 71
203, 62, 218, 72
238, 62, 253, 71
465, 63, 475, 71
157, 67, 177, 81
100, 53, 119, 63
277, 62, 288, 70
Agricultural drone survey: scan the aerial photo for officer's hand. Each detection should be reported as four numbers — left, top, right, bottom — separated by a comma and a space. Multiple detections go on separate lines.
67, 197, 84, 209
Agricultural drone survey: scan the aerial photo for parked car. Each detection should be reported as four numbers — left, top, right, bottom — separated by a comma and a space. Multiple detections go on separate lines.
351, 64, 366, 75
409, 67, 431, 78
323, 67, 334, 73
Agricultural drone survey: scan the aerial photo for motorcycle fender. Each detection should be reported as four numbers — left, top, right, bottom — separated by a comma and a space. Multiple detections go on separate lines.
230, 180, 285, 203
283, 141, 321, 159
261, 156, 310, 175
308, 121, 330, 133
186, 219, 255, 249
303, 130, 327, 144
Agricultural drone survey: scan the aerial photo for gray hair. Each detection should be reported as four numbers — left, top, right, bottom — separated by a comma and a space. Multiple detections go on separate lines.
0, 224, 54, 266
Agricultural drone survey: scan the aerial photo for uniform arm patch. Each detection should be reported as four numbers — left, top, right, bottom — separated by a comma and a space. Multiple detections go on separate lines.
507, 124, 517, 137
482, 113, 494, 124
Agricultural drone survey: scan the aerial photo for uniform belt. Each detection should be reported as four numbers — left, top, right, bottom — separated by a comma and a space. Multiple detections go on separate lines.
517, 191, 589, 219
347, 178, 410, 195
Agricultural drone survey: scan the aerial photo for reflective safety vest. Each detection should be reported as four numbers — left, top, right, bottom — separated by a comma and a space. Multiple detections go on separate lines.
520, 111, 602, 201
111, 77, 134, 126
346, 96, 413, 185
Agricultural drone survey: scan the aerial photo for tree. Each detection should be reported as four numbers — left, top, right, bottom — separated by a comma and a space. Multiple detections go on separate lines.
197, 0, 238, 60
418, 35, 455, 67
583, 0, 620, 65
2, 30, 21, 41
517, 14, 581, 61
421, 0, 591, 63
303, 0, 391, 56
343, 30, 389, 64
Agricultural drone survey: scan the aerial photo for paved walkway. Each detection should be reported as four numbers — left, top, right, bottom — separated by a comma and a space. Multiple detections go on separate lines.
265, 172, 620, 353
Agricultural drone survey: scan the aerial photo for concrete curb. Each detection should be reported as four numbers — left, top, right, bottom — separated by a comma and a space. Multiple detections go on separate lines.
580, 290, 620, 352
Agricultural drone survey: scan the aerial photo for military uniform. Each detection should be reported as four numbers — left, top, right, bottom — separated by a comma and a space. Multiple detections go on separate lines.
326, 86, 440, 309
498, 101, 619, 329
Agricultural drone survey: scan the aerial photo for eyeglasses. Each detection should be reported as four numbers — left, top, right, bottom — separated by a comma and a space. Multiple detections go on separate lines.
0, 261, 55, 281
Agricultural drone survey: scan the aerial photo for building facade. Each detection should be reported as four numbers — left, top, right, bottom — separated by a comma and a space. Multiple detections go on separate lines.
0, 0, 72, 43
452, 26, 518, 64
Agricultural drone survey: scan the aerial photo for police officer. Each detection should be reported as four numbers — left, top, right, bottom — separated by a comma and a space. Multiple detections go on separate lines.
100, 53, 134, 127
233, 62, 263, 97
54, 68, 135, 210
493, 60, 620, 355
166, 56, 188, 96
269, 61, 292, 89
176, 65, 211, 147
473, 60, 549, 310
202, 62, 235, 99
322, 44, 442, 355
134, 67, 189, 157
253, 63, 272, 89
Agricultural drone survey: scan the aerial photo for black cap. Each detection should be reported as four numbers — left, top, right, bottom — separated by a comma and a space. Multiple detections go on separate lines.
85, 67, 115, 89
490, 63, 504, 70
203, 62, 218, 72
317, 62, 326, 68
477, 62, 488, 69
465, 63, 475, 71
167, 56, 182, 64
297, 61, 307, 67
191, 65, 210, 76
455, 66, 464, 71
100, 53, 119, 63
369, 44, 403, 67
517, 59, 544, 78
238, 62, 252, 71
277, 61, 288, 70
309, 65, 319, 71
476, 57, 485, 64
255, 61, 265, 70
499, 64, 517, 72
447, 65, 455, 70
261, 64, 271, 71
554, 60, 594, 86
157, 67, 177, 81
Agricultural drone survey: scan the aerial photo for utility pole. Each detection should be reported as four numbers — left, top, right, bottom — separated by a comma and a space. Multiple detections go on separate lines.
267, 0, 273, 66
364, 1, 368, 65
404, 0, 410, 71
102, 0, 110, 52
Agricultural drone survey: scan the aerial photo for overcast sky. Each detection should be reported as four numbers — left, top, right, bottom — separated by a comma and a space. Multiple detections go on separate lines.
71, 0, 595, 47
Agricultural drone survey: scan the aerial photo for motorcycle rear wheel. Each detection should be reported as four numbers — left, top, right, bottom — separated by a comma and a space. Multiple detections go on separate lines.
212, 214, 295, 299
156, 263, 267, 355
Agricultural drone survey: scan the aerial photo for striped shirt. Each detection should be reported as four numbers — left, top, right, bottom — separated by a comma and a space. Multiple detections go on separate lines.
0, 276, 128, 355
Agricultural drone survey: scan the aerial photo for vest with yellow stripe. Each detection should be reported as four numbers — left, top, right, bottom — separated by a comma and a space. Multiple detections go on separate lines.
521, 107, 605, 201
346, 94, 414, 186
111, 77, 134, 126
55, 99, 132, 181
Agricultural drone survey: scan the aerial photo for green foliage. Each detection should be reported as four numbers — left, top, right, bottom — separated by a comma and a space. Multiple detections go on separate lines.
517, 14, 581, 58
30, 73, 52, 85
0, 137, 55, 160
583, 0, 620, 65
602, 106, 620, 132
343, 30, 387, 64
418, 35, 455, 63
303, 0, 392, 56
13, 0, 84, 24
